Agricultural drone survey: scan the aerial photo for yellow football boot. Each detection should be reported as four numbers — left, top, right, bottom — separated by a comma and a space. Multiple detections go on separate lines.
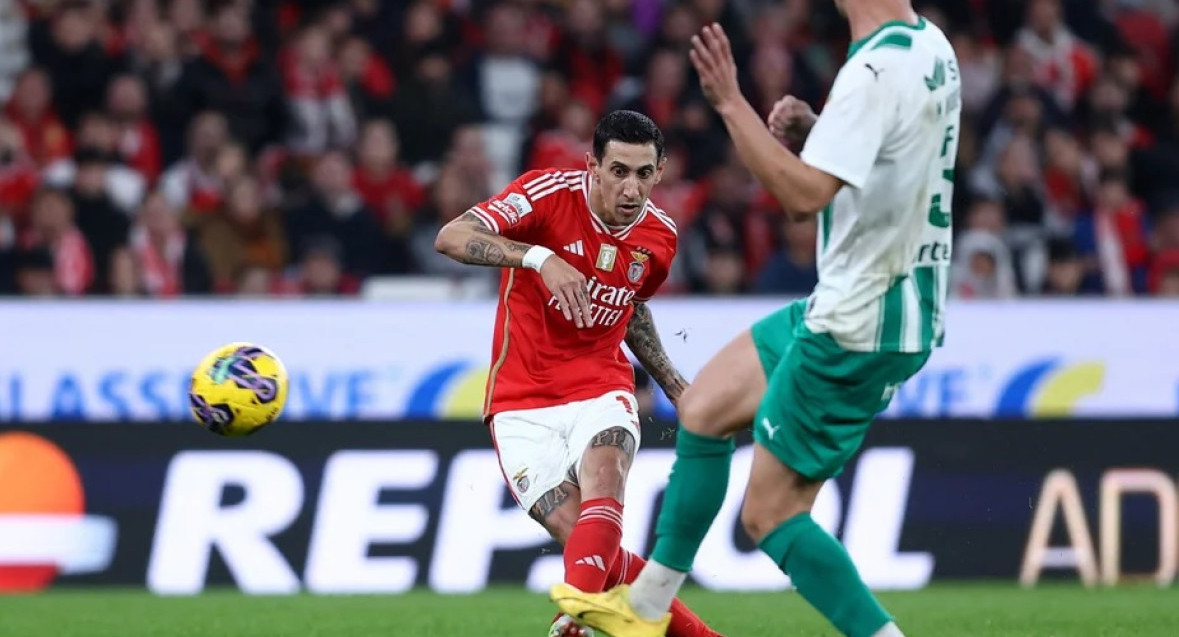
550, 583, 671, 637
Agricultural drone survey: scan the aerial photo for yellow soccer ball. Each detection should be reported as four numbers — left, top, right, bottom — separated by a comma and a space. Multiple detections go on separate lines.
188, 342, 289, 436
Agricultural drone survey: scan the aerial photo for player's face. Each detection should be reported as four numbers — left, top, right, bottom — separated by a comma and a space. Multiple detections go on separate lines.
587, 141, 665, 225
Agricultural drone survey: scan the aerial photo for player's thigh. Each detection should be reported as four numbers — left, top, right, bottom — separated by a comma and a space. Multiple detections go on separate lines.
678, 301, 803, 437
752, 327, 928, 484
567, 391, 641, 500
491, 407, 579, 522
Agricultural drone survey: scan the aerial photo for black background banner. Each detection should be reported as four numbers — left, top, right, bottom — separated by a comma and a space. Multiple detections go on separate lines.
3, 419, 1176, 591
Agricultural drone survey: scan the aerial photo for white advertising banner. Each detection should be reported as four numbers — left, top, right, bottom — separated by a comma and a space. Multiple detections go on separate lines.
0, 299, 1176, 422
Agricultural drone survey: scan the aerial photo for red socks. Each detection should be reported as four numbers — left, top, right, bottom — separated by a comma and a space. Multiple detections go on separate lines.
608, 550, 723, 637
563, 498, 624, 592
559, 498, 722, 637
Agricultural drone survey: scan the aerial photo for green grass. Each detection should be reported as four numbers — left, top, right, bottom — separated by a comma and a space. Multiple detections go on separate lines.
0, 584, 1177, 636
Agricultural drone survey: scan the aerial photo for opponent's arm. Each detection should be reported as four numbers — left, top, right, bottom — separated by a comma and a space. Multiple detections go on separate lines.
689, 25, 841, 216
625, 301, 688, 404
434, 211, 535, 268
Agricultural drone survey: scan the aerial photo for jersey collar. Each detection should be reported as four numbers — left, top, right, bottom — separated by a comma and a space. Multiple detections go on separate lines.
847, 16, 926, 60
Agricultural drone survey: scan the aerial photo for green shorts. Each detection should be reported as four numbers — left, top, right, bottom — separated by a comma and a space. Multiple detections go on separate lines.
750, 300, 929, 481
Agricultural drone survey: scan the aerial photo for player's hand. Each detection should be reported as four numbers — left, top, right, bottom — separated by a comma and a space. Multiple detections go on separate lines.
768, 95, 817, 144
540, 256, 594, 328
689, 23, 741, 114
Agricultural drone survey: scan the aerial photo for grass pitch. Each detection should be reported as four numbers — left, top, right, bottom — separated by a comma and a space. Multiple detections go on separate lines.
1, 584, 1176, 636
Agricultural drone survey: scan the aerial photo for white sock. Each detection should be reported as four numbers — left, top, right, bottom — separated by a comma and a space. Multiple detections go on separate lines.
871, 622, 905, 637
627, 560, 686, 621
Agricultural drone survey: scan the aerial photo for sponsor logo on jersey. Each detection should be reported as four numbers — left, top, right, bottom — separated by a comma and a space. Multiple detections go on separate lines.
596, 245, 618, 272
627, 251, 649, 284
503, 193, 533, 218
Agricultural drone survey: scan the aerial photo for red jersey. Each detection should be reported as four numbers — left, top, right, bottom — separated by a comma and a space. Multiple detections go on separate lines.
468, 168, 678, 418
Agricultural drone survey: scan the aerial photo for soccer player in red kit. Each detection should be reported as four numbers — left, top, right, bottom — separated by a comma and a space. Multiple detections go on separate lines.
435, 110, 722, 637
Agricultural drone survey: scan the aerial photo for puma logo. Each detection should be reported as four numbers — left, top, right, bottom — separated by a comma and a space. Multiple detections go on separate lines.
865, 63, 884, 80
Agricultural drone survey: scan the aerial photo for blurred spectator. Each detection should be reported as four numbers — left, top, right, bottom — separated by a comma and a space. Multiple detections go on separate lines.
0, 0, 29, 103
160, 111, 231, 215
282, 24, 357, 156
554, 0, 624, 114
631, 364, 656, 421
951, 230, 1018, 299
196, 176, 287, 292
176, 0, 286, 152
353, 119, 426, 235
1015, 0, 1100, 111
465, 2, 540, 128
23, 188, 92, 296
754, 214, 818, 296
1040, 237, 1088, 295
67, 147, 130, 294
106, 74, 162, 183
276, 235, 360, 296
127, 21, 188, 166
29, 1, 118, 128
618, 47, 688, 130
337, 35, 395, 123
1072, 169, 1150, 295
0, 116, 41, 231
285, 151, 386, 277
525, 99, 595, 172
389, 48, 481, 167
43, 111, 147, 214
127, 191, 210, 297
14, 246, 56, 296
5, 67, 71, 167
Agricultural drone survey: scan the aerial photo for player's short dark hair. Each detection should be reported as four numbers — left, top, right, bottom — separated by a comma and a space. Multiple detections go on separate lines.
593, 110, 665, 161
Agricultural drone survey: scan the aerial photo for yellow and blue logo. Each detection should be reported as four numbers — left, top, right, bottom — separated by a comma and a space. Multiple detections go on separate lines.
994, 359, 1106, 417
405, 361, 489, 419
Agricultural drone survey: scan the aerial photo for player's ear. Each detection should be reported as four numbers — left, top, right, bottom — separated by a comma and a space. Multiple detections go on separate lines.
654, 155, 667, 184
584, 151, 598, 173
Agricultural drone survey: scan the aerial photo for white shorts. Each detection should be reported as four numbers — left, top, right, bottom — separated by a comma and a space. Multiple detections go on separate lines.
490, 390, 642, 512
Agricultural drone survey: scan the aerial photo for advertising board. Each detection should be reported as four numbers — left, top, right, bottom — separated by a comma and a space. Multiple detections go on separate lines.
0, 299, 1177, 422
1, 419, 1174, 594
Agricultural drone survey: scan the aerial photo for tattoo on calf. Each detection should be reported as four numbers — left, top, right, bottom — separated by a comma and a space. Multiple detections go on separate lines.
528, 483, 572, 523
591, 426, 636, 457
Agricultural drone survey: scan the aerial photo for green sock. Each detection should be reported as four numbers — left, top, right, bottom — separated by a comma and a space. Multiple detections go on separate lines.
759, 513, 892, 637
649, 427, 735, 572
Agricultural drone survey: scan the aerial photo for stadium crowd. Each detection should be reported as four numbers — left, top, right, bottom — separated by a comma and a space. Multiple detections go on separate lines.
0, 0, 1176, 299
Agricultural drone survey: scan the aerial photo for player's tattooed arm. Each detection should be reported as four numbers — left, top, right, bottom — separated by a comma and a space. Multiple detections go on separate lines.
625, 301, 689, 404
434, 211, 534, 268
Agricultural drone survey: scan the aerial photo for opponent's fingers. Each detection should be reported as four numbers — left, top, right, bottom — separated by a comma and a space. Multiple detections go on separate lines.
708, 23, 735, 65
690, 35, 718, 73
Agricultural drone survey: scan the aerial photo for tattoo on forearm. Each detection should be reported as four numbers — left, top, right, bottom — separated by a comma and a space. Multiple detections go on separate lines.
528, 483, 573, 524
452, 211, 532, 268
591, 426, 637, 457
626, 303, 689, 403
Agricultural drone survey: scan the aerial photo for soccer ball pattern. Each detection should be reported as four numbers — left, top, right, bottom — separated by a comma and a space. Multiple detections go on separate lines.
188, 342, 289, 437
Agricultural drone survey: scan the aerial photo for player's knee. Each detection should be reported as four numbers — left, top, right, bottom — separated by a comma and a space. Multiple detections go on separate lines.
677, 383, 725, 435
740, 496, 808, 543
578, 445, 631, 499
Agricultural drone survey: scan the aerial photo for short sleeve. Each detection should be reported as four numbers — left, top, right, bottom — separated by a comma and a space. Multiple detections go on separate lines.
800, 58, 896, 190
465, 170, 550, 240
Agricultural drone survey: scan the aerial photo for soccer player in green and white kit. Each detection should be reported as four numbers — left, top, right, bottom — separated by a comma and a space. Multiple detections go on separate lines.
552, 1, 960, 636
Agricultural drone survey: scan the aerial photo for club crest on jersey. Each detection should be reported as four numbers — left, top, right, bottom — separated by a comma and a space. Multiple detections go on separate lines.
596, 245, 618, 272
627, 251, 649, 283
513, 468, 530, 493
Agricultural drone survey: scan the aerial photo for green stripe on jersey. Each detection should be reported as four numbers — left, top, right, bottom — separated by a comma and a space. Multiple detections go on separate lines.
820, 204, 833, 252
877, 276, 906, 349
846, 17, 927, 59
913, 267, 937, 347
871, 33, 913, 52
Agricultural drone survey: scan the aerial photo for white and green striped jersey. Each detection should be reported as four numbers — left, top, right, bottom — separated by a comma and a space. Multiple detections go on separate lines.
799, 16, 960, 353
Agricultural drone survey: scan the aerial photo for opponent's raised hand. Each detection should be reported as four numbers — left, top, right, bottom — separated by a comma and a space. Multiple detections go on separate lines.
689, 23, 741, 113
